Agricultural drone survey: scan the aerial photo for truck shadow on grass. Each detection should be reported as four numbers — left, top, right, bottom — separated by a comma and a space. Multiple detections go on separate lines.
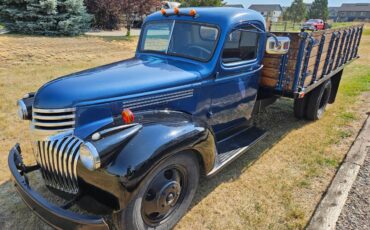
0, 98, 308, 229
190, 98, 309, 209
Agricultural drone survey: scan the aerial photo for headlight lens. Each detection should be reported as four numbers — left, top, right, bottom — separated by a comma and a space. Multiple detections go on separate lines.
79, 142, 100, 171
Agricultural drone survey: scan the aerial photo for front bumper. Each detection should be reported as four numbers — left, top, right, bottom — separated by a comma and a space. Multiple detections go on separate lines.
8, 144, 109, 230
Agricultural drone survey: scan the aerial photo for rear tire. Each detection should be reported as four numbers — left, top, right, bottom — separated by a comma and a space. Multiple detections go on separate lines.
306, 80, 332, 121
294, 96, 308, 119
118, 152, 199, 230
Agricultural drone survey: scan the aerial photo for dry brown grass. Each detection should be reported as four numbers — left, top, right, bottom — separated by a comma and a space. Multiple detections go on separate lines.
0, 26, 369, 229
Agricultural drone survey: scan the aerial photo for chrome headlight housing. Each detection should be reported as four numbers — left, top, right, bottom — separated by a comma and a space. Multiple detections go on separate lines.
17, 99, 28, 120
79, 142, 101, 171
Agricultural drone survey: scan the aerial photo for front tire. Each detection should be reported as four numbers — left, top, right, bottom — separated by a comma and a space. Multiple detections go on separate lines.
119, 152, 199, 230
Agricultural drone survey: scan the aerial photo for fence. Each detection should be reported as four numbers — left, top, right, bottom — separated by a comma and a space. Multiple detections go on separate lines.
268, 21, 302, 32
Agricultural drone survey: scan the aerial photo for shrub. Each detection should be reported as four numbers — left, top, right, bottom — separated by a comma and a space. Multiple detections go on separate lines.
0, 0, 92, 36
84, 0, 122, 30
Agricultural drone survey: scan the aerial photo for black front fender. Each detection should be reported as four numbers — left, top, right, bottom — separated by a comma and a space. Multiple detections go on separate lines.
77, 111, 217, 210
106, 111, 217, 189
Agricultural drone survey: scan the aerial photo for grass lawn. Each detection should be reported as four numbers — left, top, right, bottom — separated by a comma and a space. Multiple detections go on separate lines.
0, 25, 369, 229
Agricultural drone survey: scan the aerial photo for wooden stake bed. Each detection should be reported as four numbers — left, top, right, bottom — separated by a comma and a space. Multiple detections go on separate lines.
260, 24, 364, 98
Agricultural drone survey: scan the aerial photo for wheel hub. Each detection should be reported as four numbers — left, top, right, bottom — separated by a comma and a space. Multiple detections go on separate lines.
141, 167, 186, 225
158, 181, 181, 210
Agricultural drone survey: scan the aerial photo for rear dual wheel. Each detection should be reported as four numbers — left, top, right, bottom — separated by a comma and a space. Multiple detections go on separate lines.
294, 80, 332, 121
118, 153, 199, 230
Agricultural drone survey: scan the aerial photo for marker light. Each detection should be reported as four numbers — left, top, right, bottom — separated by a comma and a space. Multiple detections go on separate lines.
189, 9, 197, 17
161, 8, 167, 15
174, 7, 179, 15
122, 109, 135, 124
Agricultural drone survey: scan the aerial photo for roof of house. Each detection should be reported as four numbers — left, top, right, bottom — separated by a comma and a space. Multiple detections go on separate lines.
338, 3, 370, 12
225, 4, 245, 8
329, 7, 339, 13
249, 4, 282, 12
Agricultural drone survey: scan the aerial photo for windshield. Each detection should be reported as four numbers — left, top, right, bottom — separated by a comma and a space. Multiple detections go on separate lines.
140, 20, 219, 62
307, 19, 319, 23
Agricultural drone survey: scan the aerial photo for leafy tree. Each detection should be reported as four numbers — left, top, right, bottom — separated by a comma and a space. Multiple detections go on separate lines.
85, 0, 122, 30
179, 0, 224, 7
284, 0, 306, 23
0, 0, 91, 35
121, 0, 160, 36
308, 0, 328, 20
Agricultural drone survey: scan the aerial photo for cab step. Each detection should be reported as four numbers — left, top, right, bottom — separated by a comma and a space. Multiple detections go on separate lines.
207, 126, 267, 176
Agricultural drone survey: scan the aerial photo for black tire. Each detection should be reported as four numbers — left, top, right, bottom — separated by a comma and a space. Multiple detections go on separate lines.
306, 80, 332, 121
294, 96, 308, 119
118, 152, 199, 230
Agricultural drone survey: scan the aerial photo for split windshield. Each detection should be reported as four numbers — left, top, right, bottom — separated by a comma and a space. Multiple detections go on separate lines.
140, 20, 219, 62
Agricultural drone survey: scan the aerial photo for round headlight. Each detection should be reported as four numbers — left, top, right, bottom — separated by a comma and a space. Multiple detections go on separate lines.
17, 99, 28, 120
79, 142, 100, 171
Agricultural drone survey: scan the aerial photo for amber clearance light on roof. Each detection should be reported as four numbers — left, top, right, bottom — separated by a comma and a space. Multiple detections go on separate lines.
161, 8, 197, 17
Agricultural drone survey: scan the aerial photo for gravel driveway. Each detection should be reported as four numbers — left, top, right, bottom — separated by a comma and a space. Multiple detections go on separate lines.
336, 148, 370, 229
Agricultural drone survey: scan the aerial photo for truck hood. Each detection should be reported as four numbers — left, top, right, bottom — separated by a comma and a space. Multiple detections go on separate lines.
33, 56, 202, 109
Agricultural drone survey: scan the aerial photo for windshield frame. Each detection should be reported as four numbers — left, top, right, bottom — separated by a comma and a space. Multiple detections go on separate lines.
138, 20, 221, 63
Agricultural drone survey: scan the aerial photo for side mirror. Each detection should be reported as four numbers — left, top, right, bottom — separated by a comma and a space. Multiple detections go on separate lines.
266, 36, 290, 55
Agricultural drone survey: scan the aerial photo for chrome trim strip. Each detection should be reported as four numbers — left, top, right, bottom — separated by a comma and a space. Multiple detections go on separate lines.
95, 123, 140, 138
32, 121, 75, 127
33, 108, 76, 113
122, 89, 193, 105
122, 90, 194, 110
33, 114, 75, 120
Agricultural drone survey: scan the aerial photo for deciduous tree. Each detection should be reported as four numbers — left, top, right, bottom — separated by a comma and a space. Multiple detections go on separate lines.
308, 0, 329, 20
284, 0, 306, 23
121, 0, 160, 36
85, 0, 122, 30
179, 0, 224, 7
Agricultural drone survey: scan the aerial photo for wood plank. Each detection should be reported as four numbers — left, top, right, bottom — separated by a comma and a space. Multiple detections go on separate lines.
307, 118, 370, 230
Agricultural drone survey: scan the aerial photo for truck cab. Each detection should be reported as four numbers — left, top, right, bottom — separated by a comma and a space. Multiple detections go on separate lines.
9, 7, 363, 230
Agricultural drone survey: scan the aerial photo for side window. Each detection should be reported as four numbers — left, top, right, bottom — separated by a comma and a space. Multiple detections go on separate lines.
222, 26, 260, 65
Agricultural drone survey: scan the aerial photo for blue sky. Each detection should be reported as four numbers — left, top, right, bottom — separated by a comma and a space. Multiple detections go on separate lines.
226, 0, 370, 7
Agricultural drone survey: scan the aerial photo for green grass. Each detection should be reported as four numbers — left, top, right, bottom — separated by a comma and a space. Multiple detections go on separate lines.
331, 22, 355, 28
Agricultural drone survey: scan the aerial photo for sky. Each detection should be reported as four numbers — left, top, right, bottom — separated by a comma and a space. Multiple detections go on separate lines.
226, 0, 370, 7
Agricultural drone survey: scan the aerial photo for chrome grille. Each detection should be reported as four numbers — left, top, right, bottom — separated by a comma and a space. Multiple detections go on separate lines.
32, 108, 76, 131
35, 134, 82, 194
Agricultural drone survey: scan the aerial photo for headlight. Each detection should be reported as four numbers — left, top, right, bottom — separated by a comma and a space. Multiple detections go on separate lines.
79, 142, 101, 171
17, 99, 28, 120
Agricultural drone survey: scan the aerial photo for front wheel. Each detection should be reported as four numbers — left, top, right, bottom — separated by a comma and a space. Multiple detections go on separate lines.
117, 152, 200, 230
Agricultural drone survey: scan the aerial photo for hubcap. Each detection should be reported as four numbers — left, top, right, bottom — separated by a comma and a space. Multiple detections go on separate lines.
141, 166, 187, 225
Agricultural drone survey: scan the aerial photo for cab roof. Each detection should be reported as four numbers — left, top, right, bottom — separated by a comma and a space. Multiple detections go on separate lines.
145, 7, 266, 30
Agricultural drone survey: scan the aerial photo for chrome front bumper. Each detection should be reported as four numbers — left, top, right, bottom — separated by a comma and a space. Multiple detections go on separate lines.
8, 144, 109, 230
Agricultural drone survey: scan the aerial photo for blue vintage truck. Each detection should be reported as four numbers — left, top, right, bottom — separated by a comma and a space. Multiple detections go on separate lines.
9, 7, 363, 229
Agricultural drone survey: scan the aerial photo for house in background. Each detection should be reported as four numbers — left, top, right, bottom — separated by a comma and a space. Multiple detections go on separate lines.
328, 7, 340, 21
225, 3, 245, 8
337, 3, 370, 22
249, 4, 283, 22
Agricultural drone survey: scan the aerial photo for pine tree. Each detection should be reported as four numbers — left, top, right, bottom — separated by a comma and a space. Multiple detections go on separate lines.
285, 0, 306, 23
0, 0, 92, 35
308, 0, 328, 20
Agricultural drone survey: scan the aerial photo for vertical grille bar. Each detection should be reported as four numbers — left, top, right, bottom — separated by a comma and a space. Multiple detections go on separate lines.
33, 135, 82, 194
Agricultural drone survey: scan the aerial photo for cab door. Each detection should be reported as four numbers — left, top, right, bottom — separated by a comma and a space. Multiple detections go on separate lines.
209, 24, 264, 133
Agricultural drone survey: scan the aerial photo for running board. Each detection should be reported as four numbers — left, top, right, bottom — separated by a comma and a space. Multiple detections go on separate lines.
207, 126, 267, 177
